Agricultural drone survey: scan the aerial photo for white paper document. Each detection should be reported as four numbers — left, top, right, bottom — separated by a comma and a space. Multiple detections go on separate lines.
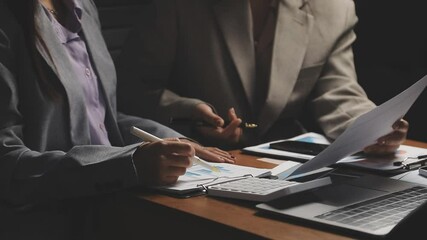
290, 74, 427, 176
154, 163, 270, 195
337, 144, 427, 171
245, 132, 427, 173
269, 160, 301, 176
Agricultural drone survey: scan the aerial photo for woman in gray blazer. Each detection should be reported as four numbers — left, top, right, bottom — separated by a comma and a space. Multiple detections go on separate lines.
0, 0, 233, 238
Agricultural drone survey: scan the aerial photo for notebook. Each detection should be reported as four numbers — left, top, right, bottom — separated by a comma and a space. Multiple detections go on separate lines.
256, 173, 427, 237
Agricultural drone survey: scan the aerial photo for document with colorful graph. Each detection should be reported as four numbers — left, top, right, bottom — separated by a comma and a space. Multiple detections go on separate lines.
154, 163, 270, 197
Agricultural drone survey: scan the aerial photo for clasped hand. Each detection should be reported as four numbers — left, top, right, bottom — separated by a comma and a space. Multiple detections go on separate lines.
191, 103, 243, 145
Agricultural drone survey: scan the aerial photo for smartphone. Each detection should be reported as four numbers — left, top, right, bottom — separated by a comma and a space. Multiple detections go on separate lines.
419, 166, 427, 178
269, 140, 329, 155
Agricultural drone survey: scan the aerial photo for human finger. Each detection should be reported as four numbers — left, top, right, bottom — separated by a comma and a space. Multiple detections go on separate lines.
377, 130, 406, 147
222, 118, 242, 138
154, 141, 195, 157
195, 103, 224, 127
393, 119, 409, 132
363, 143, 400, 156
196, 148, 235, 163
164, 166, 188, 177
162, 154, 193, 168
202, 147, 235, 159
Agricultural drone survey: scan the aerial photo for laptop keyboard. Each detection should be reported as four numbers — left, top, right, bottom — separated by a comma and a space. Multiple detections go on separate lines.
315, 186, 427, 231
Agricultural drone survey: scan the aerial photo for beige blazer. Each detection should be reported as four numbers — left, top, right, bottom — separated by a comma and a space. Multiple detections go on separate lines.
117, 0, 376, 145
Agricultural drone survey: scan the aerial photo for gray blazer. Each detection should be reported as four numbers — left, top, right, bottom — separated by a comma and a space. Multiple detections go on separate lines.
117, 0, 377, 146
0, 1, 181, 237
0, 0, 182, 239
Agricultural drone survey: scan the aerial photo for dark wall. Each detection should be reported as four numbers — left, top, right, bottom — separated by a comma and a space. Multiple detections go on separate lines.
93, 0, 151, 64
354, 1, 427, 142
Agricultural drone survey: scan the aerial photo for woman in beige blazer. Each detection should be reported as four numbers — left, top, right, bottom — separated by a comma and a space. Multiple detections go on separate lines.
117, 0, 408, 154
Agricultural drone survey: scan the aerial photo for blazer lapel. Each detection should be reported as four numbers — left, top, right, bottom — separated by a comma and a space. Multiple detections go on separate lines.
258, 0, 313, 135
80, 10, 124, 146
213, 0, 257, 107
35, 4, 90, 145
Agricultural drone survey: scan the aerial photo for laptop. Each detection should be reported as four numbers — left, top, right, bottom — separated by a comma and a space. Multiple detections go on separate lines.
256, 173, 427, 238
255, 74, 427, 237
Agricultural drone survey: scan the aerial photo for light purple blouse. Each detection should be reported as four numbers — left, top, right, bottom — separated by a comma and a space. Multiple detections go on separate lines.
42, 0, 111, 145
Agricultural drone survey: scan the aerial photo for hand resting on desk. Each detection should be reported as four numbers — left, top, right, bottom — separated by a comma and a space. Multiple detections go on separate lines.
178, 138, 236, 164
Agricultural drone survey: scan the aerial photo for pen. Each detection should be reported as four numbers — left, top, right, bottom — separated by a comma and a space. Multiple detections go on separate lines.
130, 126, 220, 172
169, 118, 258, 129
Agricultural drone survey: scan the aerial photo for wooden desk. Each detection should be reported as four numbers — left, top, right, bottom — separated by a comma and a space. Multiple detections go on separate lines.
99, 140, 427, 240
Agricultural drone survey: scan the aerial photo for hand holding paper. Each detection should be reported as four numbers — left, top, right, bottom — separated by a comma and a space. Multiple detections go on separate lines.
363, 119, 409, 155
290, 75, 427, 177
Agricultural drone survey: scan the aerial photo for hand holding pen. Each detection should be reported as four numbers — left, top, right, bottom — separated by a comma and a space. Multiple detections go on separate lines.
131, 127, 221, 173
131, 129, 195, 186
176, 104, 247, 144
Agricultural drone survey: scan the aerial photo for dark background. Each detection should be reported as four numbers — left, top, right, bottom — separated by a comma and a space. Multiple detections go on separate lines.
353, 1, 427, 142
94, 0, 427, 142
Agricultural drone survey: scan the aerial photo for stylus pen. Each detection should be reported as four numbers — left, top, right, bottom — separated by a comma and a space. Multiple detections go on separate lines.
169, 118, 258, 129
130, 126, 220, 172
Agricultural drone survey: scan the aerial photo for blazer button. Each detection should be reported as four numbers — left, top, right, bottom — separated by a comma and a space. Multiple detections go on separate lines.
85, 68, 91, 78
